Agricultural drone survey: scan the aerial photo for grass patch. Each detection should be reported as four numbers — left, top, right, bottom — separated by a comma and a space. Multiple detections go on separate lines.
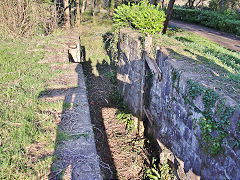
0, 36, 63, 178
153, 27, 240, 103
80, 12, 113, 76
160, 27, 240, 82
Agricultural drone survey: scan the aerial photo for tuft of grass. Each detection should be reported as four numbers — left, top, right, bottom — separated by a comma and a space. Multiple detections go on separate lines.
0, 36, 63, 179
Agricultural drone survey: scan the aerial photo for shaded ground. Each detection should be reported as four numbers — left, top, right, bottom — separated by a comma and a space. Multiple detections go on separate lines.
82, 60, 146, 179
170, 20, 240, 52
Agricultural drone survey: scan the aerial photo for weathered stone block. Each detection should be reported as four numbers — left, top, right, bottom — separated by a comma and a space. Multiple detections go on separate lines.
117, 28, 240, 180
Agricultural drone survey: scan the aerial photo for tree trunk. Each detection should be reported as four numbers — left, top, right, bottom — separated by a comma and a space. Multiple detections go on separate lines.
63, 0, 70, 29
161, 0, 165, 8
109, 0, 115, 16
162, 0, 175, 34
81, 0, 86, 13
219, 0, 225, 14
195, 0, 202, 8
76, 0, 80, 26
91, 0, 95, 16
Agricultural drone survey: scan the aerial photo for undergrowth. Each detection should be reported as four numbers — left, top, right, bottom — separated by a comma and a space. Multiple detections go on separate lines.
110, 87, 135, 132
143, 157, 174, 180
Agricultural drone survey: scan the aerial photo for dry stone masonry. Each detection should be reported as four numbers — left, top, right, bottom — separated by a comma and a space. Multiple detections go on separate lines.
117, 29, 240, 180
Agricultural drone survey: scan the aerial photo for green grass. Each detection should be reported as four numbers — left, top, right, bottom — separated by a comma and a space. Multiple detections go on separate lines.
80, 11, 113, 76
0, 37, 62, 179
153, 27, 240, 100
0, 11, 114, 179
160, 27, 240, 82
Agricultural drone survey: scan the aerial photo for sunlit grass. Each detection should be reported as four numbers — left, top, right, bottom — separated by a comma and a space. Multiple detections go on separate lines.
158, 27, 240, 83
0, 37, 62, 179
79, 12, 113, 76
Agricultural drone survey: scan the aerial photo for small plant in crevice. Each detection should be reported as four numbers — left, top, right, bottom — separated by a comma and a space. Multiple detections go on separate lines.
171, 69, 180, 94
104, 30, 119, 62
143, 157, 175, 180
110, 87, 134, 132
106, 69, 117, 85
116, 109, 134, 132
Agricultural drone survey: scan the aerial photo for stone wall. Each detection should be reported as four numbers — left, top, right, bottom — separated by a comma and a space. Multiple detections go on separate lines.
117, 29, 240, 180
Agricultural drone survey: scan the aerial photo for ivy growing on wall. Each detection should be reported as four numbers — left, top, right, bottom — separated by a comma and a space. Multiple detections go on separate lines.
183, 80, 239, 156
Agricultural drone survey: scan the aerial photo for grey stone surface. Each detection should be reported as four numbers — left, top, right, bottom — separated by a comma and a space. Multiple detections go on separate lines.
49, 64, 102, 180
117, 29, 240, 180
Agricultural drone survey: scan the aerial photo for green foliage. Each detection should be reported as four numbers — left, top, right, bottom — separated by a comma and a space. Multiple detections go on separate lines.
143, 157, 174, 180
172, 7, 240, 36
187, 81, 204, 100
113, 0, 166, 35
112, 88, 135, 132
185, 80, 238, 156
116, 110, 135, 132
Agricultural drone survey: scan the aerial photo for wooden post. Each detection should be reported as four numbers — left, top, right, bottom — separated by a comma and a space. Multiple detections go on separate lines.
81, 0, 86, 19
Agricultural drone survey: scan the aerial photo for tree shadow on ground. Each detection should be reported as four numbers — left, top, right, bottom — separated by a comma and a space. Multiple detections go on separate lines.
82, 58, 118, 179
39, 57, 117, 179
172, 35, 240, 72
39, 63, 105, 179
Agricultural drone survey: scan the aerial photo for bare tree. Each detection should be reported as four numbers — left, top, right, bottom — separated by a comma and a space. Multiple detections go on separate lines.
0, 0, 59, 38
63, 0, 71, 28
161, 0, 165, 8
162, 0, 176, 34
185, 0, 196, 8
91, 0, 96, 16
76, 0, 81, 26
81, 0, 86, 13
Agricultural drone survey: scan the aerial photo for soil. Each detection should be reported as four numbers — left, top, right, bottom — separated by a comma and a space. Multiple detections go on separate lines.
170, 20, 240, 52
82, 61, 148, 179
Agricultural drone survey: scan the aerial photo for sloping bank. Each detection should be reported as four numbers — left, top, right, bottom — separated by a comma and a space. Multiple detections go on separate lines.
116, 29, 240, 179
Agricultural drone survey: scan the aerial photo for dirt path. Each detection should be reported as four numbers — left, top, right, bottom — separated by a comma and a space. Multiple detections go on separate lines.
169, 20, 240, 52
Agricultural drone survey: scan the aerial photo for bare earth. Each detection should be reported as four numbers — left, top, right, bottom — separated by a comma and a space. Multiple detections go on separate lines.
170, 20, 240, 52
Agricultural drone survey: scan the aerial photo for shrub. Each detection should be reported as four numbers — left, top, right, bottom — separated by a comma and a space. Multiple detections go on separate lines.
113, 0, 166, 35
172, 7, 240, 36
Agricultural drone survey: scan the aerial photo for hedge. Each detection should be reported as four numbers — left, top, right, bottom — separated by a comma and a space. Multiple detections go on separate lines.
172, 8, 240, 36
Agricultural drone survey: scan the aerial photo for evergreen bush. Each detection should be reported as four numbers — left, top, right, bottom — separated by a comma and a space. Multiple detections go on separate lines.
113, 0, 166, 35
172, 7, 240, 36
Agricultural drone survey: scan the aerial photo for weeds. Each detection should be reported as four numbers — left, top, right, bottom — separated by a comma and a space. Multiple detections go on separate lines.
143, 157, 174, 180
